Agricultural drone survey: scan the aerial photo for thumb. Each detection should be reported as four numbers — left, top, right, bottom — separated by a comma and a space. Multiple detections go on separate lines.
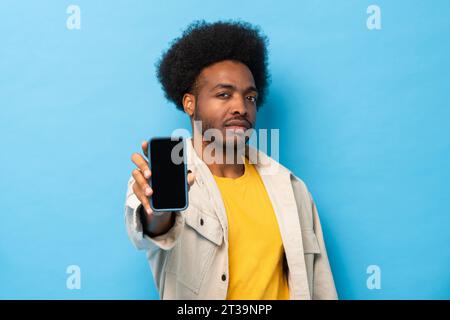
187, 170, 196, 188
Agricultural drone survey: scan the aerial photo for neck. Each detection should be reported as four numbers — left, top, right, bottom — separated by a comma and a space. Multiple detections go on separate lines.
191, 137, 246, 178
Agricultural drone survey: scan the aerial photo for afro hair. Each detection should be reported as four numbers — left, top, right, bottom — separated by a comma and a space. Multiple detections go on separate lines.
156, 20, 270, 111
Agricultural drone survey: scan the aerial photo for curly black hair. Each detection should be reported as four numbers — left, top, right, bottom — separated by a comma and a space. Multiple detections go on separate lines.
156, 20, 270, 111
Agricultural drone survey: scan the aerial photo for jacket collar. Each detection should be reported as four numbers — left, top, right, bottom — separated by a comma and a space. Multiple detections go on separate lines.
185, 137, 289, 177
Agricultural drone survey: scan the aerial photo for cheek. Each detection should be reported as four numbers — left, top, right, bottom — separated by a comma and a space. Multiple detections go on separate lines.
248, 105, 257, 123
197, 97, 227, 124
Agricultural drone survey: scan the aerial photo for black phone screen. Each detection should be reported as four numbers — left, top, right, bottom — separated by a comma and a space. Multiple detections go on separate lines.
149, 137, 188, 211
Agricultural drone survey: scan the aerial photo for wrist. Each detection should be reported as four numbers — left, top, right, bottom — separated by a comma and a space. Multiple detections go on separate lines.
139, 207, 175, 237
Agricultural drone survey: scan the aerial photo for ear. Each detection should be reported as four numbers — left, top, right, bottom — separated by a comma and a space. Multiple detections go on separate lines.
182, 93, 196, 117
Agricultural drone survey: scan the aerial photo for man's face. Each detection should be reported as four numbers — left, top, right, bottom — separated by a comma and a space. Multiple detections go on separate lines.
189, 60, 258, 150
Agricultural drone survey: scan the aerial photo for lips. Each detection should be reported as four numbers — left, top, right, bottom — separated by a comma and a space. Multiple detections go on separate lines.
224, 120, 251, 130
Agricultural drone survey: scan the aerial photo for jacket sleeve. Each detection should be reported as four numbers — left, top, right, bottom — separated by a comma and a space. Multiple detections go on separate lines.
124, 176, 186, 294
309, 191, 339, 300
124, 176, 185, 251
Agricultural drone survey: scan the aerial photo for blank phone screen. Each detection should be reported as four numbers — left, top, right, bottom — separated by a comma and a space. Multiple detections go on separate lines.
149, 137, 187, 211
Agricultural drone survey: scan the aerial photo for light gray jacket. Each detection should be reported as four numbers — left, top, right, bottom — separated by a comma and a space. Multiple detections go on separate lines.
125, 138, 338, 299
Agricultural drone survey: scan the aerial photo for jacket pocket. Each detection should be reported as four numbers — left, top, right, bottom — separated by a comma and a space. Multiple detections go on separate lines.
165, 206, 223, 294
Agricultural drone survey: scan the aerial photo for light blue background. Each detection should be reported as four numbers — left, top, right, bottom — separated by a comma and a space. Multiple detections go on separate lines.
1, 0, 449, 299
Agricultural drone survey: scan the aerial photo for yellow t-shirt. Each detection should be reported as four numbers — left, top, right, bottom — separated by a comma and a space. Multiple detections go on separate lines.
213, 156, 290, 300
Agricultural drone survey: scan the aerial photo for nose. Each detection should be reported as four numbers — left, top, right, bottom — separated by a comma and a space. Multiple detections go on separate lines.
230, 95, 247, 116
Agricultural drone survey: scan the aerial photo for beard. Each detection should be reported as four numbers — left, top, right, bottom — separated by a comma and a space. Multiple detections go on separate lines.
193, 109, 251, 152
192, 102, 255, 167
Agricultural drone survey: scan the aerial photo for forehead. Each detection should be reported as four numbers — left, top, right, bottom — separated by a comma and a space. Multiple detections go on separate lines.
197, 60, 256, 90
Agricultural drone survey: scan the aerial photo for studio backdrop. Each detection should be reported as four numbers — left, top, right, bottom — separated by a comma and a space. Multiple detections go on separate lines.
1, 0, 449, 299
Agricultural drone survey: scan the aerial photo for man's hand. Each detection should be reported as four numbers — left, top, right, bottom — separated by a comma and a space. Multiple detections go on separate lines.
130, 140, 195, 236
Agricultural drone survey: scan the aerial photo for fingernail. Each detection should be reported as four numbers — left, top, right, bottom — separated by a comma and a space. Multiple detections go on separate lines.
145, 187, 152, 195
144, 170, 151, 178
146, 207, 152, 214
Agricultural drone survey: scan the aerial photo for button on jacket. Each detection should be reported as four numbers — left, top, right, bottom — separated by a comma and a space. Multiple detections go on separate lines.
125, 137, 338, 299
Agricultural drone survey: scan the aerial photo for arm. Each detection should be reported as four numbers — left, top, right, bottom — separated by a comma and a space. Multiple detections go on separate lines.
290, 173, 338, 299
125, 176, 185, 251
139, 206, 176, 238
309, 192, 339, 300
125, 140, 195, 251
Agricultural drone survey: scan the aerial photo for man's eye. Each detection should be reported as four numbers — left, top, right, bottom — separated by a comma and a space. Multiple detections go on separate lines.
247, 96, 257, 102
217, 93, 230, 99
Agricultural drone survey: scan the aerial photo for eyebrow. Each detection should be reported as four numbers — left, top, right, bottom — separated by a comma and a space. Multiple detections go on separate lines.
211, 83, 258, 94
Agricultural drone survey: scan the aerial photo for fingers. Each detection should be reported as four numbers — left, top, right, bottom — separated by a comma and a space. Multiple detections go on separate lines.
132, 179, 153, 215
132, 140, 196, 215
187, 170, 195, 190
132, 168, 153, 197
141, 140, 149, 159
131, 147, 152, 215
131, 152, 151, 179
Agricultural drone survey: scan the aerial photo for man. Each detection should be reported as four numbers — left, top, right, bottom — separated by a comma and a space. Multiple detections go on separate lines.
125, 20, 338, 300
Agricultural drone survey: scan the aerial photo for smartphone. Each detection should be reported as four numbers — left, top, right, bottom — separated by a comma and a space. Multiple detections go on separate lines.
148, 136, 189, 212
